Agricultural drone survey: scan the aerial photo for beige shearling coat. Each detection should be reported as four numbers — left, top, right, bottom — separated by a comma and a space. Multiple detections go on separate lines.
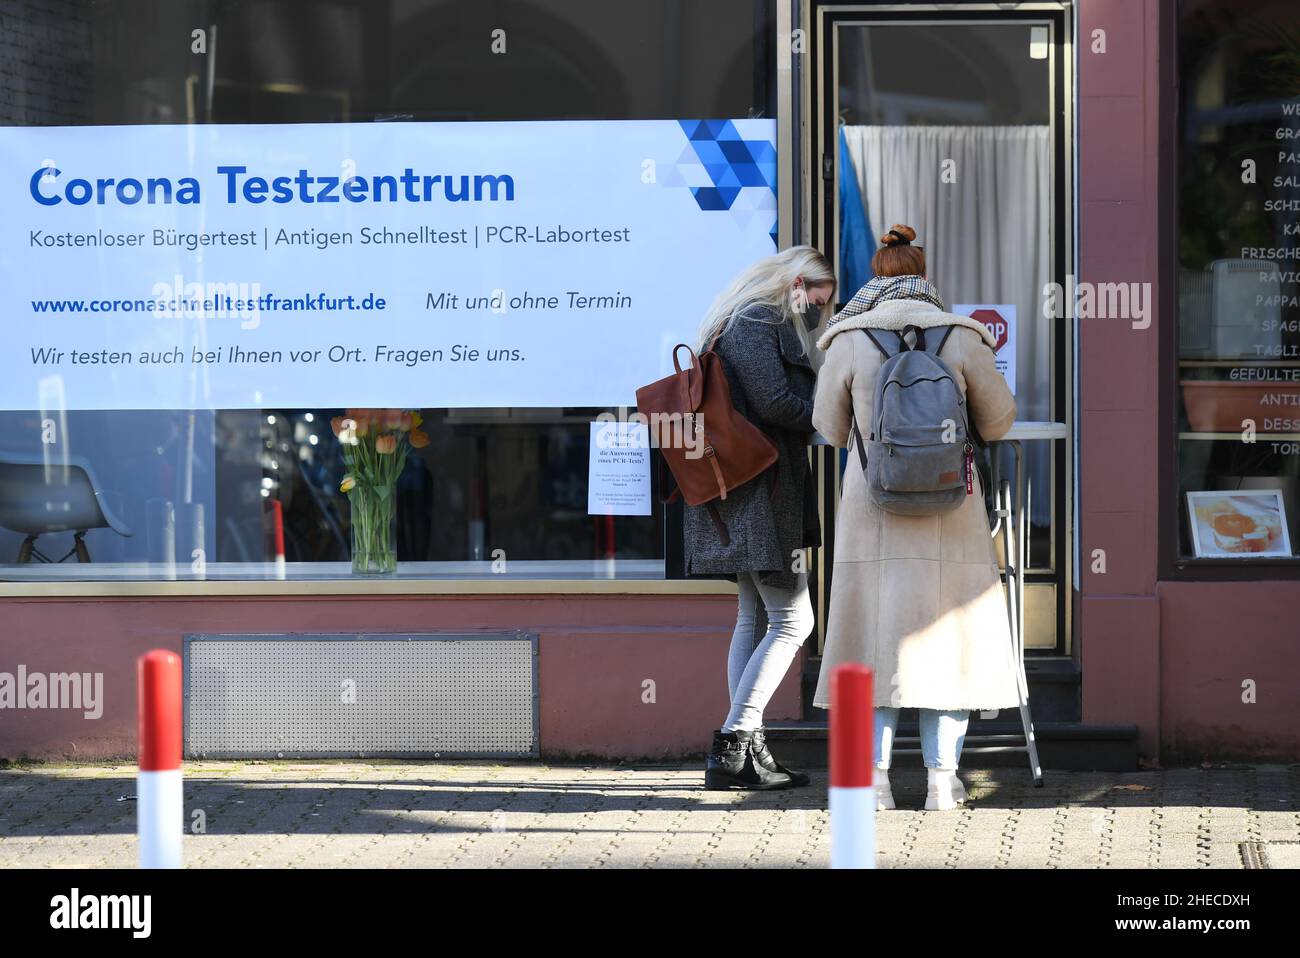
811, 299, 1023, 711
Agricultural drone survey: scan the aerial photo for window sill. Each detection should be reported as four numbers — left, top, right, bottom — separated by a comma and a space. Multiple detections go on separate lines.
0, 560, 736, 597
1165, 556, 1300, 582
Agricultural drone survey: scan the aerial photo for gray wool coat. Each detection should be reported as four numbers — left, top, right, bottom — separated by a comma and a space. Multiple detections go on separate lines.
682, 304, 822, 591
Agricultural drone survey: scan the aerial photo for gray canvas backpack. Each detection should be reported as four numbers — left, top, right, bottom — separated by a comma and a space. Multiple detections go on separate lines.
849, 324, 975, 517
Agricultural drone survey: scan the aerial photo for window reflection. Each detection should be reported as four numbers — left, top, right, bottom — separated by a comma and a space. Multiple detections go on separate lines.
1177, 0, 1300, 561
0, 0, 773, 580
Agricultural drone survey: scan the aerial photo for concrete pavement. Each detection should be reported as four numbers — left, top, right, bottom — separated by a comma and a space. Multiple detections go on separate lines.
1, 761, 1296, 868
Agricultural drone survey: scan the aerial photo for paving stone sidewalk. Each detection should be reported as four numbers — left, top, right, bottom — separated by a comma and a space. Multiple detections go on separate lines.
1, 762, 1296, 868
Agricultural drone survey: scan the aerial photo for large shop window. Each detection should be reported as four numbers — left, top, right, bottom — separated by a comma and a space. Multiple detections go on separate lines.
1175, 0, 1300, 568
0, 0, 776, 583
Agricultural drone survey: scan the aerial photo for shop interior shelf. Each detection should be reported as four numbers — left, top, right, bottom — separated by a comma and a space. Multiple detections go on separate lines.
1178, 359, 1300, 366
1178, 431, 1300, 440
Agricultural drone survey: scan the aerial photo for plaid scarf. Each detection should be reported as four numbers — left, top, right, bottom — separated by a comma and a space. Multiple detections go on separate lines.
826, 274, 945, 331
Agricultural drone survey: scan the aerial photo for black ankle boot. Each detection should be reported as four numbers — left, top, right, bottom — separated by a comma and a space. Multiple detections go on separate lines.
704, 729, 794, 790
749, 726, 812, 787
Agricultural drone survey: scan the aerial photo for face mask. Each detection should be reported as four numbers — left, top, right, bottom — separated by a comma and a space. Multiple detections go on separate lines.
800, 304, 822, 331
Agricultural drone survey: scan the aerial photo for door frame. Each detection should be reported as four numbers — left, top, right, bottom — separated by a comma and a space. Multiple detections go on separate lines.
797, 0, 1077, 658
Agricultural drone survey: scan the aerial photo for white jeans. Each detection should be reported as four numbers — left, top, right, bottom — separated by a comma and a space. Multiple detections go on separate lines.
722, 572, 814, 733
874, 707, 970, 770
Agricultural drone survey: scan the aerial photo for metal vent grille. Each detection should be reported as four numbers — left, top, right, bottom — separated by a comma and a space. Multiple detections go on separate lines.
184, 633, 537, 758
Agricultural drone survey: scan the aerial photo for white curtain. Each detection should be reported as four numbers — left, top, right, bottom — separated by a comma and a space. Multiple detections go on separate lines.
841, 125, 1052, 527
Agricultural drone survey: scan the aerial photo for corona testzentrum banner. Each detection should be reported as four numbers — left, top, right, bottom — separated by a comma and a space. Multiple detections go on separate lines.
0, 119, 778, 410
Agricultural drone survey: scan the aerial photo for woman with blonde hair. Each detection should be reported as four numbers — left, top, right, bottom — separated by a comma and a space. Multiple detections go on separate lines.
812, 225, 1021, 809
685, 245, 836, 790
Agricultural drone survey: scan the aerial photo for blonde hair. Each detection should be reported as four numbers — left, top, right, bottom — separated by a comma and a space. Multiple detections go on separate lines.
695, 245, 836, 356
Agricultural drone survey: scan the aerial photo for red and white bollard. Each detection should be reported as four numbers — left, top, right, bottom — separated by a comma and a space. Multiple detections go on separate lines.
830, 663, 875, 869
137, 649, 183, 869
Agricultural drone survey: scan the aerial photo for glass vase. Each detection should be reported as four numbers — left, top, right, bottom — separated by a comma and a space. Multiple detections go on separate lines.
348, 483, 397, 575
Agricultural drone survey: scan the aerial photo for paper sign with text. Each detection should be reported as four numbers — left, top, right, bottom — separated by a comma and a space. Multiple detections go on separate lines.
587, 421, 652, 516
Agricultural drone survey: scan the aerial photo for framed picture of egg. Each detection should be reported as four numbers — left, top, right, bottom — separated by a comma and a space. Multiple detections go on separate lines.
1186, 491, 1295, 559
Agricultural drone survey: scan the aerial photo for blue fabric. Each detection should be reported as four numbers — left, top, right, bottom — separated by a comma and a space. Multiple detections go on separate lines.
838, 128, 873, 299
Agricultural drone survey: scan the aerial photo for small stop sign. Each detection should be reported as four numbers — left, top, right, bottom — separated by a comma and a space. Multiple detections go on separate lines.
970, 308, 1008, 352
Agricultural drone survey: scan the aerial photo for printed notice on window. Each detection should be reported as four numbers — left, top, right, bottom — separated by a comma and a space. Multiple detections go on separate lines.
953, 304, 1017, 396
587, 421, 651, 516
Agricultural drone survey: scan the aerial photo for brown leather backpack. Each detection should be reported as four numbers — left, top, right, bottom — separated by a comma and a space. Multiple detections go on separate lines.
635, 343, 778, 545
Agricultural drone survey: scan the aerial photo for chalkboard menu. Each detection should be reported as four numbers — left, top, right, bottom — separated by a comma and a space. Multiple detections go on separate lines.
1177, 0, 1300, 561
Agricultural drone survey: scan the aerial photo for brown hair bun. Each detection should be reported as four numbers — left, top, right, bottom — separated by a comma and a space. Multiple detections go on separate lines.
880, 224, 917, 247
871, 224, 925, 277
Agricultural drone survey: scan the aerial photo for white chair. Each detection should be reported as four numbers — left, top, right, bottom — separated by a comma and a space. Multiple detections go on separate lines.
0, 452, 133, 562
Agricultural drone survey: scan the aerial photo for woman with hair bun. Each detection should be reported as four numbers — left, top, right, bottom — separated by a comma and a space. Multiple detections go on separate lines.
812, 224, 1021, 810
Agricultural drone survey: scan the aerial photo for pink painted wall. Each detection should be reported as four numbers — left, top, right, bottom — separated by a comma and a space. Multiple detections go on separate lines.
0, 592, 800, 762
1078, 0, 1166, 759
1077, 0, 1300, 762
1156, 582, 1300, 761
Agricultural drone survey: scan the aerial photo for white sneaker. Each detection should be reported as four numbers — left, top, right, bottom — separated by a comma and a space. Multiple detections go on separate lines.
875, 767, 894, 810
925, 768, 964, 811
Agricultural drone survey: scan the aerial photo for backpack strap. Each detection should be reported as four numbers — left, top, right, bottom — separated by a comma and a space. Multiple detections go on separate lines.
851, 330, 891, 455
663, 458, 733, 546
701, 441, 728, 500
864, 324, 959, 358
700, 467, 776, 549
861, 328, 901, 360
850, 416, 869, 473
705, 502, 731, 546
920, 324, 957, 357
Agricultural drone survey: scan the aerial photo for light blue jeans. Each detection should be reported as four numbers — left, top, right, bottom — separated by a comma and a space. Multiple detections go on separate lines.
874, 707, 970, 770
721, 571, 813, 733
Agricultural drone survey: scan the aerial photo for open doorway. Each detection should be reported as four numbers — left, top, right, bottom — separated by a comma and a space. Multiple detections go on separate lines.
805, 2, 1075, 663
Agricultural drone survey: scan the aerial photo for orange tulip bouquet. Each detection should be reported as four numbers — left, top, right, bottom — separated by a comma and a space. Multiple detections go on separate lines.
331, 409, 430, 575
